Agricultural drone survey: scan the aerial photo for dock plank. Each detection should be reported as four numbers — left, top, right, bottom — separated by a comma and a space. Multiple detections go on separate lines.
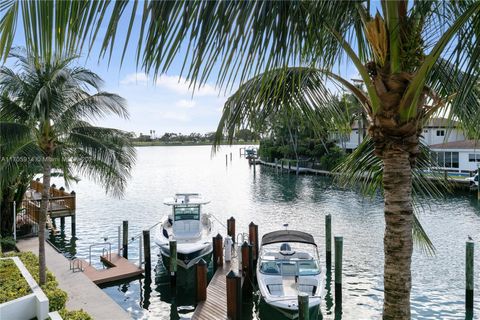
193, 257, 241, 320
80, 254, 144, 285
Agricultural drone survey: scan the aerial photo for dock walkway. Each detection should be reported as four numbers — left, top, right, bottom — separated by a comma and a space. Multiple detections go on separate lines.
192, 256, 241, 320
79, 253, 143, 285
16, 238, 130, 320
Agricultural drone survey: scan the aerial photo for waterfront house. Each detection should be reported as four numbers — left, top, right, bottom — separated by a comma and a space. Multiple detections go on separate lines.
429, 140, 480, 173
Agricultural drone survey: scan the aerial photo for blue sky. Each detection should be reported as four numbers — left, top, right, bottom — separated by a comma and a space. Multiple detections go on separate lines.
9, 6, 358, 136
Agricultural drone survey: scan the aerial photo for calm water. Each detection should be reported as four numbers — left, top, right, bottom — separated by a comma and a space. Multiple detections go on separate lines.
49, 146, 480, 319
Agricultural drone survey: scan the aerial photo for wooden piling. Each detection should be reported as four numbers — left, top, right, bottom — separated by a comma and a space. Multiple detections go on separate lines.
248, 222, 259, 266
230, 152, 232, 161
60, 217, 65, 230
466, 240, 474, 310
241, 241, 253, 296
226, 154, 228, 166
169, 240, 177, 287
213, 234, 223, 272
196, 259, 207, 302
227, 217, 236, 243
288, 160, 292, 172
143, 230, 151, 276
325, 214, 332, 269
226, 270, 242, 320
298, 292, 309, 320
122, 220, 128, 259
334, 236, 343, 305
253, 157, 256, 175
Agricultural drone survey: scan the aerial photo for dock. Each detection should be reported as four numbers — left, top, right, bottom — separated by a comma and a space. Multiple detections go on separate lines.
16, 238, 131, 320
79, 254, 144, 285
192, 257, 242, 319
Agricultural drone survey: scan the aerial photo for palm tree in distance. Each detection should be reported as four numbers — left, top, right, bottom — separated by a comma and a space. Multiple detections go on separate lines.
0, 51, 136, 285
1, 1, 479, 317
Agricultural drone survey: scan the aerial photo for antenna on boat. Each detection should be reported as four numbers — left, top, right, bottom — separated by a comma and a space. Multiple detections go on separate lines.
283, 223, 289, 230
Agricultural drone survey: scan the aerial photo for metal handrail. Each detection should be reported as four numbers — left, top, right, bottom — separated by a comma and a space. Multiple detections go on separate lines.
89, 242, 112, 265
69, 258, 83, 272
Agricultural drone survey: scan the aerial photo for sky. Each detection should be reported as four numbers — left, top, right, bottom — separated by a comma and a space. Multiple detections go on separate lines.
9, 4, 359, 137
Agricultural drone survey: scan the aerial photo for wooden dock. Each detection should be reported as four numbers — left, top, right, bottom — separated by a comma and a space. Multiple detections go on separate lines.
192, 257, 242, 319
79, 254, 144, 285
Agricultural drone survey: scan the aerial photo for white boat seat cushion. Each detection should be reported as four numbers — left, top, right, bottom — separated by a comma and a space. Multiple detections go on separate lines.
173, 220, 201, 238
267, 284, 284, 297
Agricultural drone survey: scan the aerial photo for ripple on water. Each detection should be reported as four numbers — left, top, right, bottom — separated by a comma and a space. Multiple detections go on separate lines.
48, 146, 480, 319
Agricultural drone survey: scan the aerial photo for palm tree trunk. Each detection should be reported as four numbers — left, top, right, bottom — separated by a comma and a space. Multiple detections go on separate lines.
38, 156, 52, 285
382, 148, 413, 319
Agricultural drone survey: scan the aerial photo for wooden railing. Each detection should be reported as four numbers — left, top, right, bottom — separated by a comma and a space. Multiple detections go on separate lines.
22, 180, 76, 222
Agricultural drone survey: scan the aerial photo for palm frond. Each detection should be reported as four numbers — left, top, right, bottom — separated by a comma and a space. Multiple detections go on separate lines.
213, 67, 350, 150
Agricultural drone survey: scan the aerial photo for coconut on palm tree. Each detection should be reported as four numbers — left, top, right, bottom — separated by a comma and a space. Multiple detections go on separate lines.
0, 51, 135, 285
2, 0, 479, 317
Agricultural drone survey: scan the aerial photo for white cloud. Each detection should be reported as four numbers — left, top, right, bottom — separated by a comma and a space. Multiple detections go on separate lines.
120, 73, 149, 85
176, 99, 196, 108
119, 73, 220, 97
155, 75, 219, 96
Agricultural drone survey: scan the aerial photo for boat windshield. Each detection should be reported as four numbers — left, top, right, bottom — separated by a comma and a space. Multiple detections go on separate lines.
260, 259, 320, 276
174, 205, 200, 221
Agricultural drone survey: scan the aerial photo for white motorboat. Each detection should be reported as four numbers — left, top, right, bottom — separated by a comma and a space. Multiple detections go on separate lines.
155, 193, 214, 269
256, 230, 324, 319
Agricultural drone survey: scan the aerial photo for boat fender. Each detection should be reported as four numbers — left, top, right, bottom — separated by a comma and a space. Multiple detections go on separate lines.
162, 228, 169, 239
167, 217, 173, 226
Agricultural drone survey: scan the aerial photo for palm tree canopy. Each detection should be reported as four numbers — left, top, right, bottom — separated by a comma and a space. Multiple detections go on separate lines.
0, 50, 136, 197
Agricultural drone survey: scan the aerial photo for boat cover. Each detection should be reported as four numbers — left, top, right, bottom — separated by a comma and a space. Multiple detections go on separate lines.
261, 230, 316, 246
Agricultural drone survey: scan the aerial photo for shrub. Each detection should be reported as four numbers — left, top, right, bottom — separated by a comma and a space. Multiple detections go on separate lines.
44, 287, 68, 311
59, 309, 93, 320
319, 146, 347, 170
0, 259, 32, 303
0, 236, 16, 252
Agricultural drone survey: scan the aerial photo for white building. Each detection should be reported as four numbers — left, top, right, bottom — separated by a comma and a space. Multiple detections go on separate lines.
334, 118, 479, 173
420, 118, 465, 146
429, 140, 480, 173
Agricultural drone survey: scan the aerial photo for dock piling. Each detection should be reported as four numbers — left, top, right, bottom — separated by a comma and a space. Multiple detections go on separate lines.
466, 240, 474, 311
143, 230, 151, 276
71, 215, 76, 237
226, 154, 228, 166
169, 240, 177, 287
213, 234, 223, 272
138, 234, 143, 267
325, 214, 332, 269
60, 217, 65, 230
248, 222, 259, 267
227, 217, 236, 243
226, 270, 242, 320
298, 292, 310, 320
122, 221, 128, 259
241, 241, 253, 296
196, 259, 207, 302
230, 152, 232, 161
334, 236, 343, 306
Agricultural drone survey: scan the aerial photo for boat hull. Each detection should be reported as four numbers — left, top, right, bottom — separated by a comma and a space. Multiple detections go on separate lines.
158, 242, 212, 269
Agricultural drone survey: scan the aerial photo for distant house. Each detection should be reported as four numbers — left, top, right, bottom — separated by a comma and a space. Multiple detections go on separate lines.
430, 140, 480, 173
420, 118, 465, 146
335, 117, 467, 153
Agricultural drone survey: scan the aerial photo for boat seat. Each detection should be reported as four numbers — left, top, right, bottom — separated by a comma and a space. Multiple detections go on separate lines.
267, 284, 284, 297
173, 220, 201, 238
298, 284, 316, 296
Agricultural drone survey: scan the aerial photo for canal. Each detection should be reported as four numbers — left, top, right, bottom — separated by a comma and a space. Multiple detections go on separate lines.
49, 145, 480, 319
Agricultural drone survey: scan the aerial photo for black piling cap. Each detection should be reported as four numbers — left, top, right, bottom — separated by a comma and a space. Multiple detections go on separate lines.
228, 216, 235, 221
70, 190, 76, 195
59, 187, 65, 191
241, 241, 249, 248
226, 270, 238, 279
215, 233, 223, 240
51, 184, 56, 189
249, 221, 256, 227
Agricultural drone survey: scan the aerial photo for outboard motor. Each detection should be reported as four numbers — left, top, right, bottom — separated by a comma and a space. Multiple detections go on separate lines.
224, 236, 233, 262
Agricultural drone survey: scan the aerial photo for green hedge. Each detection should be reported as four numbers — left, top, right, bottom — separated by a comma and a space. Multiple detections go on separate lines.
59, 309, 93, 320
0, 259, 32, 303
4, 251, 90, 318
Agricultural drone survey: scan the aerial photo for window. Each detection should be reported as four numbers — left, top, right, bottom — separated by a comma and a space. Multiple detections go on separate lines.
174, 205, 200, 221
436, 130, 445, 136
434, 151, 459, 168
468, 154, 480, 162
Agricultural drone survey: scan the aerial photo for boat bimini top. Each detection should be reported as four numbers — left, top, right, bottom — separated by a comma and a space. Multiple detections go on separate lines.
261, 230, 317, 247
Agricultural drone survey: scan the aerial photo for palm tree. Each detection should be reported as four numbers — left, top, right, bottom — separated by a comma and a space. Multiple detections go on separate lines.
2, 1, 479, 317
0, 51, 136, 285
